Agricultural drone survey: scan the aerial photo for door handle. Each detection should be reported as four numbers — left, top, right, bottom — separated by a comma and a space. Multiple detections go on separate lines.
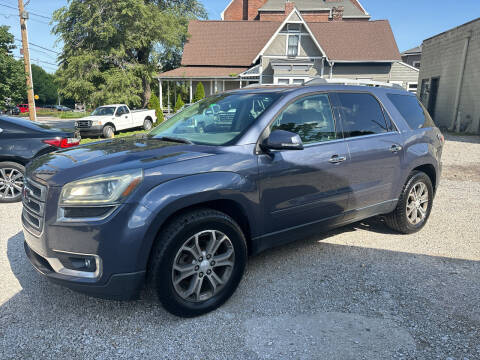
390, 144, 403, 153
329, 155, 347, 164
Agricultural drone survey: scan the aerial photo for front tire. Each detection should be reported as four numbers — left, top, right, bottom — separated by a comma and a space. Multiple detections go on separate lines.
384, 171, 434, 234
149, 208, 247, 317
0, 162, 25, 203
102, 124, 115, 139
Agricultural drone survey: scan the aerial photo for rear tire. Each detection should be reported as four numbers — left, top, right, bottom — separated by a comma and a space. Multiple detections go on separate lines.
0, 162, 25, 203
143, 118, 153, 131
102, 124, 115, 139
148, 208, 247, 317
384, 171, 433, 234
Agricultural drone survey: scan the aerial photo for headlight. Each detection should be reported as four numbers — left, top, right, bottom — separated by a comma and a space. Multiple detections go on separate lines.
59, 169, 143, 205
91, 120, 102, 126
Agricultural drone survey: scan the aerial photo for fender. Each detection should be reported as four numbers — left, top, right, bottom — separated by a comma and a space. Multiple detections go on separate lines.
129, 171, 260, 270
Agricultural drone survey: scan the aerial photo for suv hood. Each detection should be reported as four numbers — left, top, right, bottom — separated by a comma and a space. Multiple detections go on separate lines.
27, 135, 215, 186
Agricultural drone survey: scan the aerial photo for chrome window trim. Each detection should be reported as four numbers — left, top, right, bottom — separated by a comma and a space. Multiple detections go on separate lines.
57, 205, 119, 223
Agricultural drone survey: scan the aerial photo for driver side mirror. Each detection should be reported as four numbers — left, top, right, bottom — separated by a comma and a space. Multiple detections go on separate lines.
261, 130, 304, 151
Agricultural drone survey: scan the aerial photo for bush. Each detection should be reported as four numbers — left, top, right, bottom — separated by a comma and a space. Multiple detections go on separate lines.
174, 94, 184, 113
193, 82, 205, 103
148, 93, 163, 125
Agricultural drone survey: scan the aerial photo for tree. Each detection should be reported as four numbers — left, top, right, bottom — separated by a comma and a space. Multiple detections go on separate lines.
52, 0, 206, 108
174, 93, 184, 112
31, 64, 58, 106
193, 82, 205, 102
148, 93, 164, 125
0, 26, 26, 109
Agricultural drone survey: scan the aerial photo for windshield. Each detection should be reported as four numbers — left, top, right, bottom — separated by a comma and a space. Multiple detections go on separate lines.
91, 106, 116, 116
150, 93, 281, 145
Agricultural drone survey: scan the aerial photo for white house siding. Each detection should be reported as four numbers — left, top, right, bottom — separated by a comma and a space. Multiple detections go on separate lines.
389, 62, 419, 90
418, 19, 480, 133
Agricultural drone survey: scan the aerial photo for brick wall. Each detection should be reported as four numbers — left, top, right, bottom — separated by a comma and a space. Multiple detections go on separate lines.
248, 0, 269, 20
223, 0, 244, 20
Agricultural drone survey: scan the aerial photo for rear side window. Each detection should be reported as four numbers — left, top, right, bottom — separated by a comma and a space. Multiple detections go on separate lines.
387, 94, 435, 129
336, 93, 390, 138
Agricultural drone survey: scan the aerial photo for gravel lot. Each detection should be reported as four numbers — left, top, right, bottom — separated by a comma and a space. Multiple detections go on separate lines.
1, 134, 479, 359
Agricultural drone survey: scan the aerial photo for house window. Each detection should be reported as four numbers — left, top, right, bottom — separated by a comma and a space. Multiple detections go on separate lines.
287, 35, 299, 57
413, 61, 421, 69
407, 82, 418, 94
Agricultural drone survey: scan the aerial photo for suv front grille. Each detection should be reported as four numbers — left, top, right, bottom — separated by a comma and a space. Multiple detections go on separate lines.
76, 120, 91, 128
22, 178, 47, 235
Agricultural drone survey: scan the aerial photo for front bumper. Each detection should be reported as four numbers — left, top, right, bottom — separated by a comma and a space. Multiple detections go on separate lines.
22, 178, 156, 300
24, 241, 145, 300
76, 125, 103, 136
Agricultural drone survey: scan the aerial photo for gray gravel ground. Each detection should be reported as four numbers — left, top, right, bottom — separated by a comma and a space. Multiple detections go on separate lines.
1, 134, 479, 359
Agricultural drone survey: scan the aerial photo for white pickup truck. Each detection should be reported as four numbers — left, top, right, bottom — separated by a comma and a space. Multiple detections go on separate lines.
75, 104, 157, 138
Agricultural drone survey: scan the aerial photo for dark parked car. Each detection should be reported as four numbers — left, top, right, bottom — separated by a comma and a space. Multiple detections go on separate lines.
55, 105, 73, 112
22, 84, 443, 317
1, 106, 20, 116
0, 116, 80, 202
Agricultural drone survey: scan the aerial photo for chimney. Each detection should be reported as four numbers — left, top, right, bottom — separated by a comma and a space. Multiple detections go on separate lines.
285, 1, 295, 15
332, 6, 344, 20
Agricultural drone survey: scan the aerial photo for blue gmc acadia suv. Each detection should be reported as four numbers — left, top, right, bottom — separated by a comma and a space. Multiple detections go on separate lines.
22, 84, 444, 317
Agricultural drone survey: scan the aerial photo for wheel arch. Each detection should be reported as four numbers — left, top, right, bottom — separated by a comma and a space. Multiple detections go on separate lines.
103, 122, 116, 131
412, 163, 437, 193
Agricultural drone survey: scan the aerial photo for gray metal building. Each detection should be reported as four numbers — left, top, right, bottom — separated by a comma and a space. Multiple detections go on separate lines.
418, 18, 480, 134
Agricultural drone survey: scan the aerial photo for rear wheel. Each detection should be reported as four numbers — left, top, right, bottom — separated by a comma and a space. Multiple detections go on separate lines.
143, 118, 153, 131
149, 208, 247, 317
0, 162, 25, 203
102, 124, 115, 139
384, 171, 433, 234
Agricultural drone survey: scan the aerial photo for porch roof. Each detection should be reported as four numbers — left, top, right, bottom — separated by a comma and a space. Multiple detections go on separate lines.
158, 66, 249, 79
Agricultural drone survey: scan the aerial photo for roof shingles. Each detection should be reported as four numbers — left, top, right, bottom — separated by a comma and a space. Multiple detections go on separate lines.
165, 19, 401, 76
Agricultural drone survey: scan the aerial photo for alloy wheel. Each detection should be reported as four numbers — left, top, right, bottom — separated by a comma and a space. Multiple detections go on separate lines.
172, 230, 235, 302
406, 181, 429, 225
0, 168, 24, 199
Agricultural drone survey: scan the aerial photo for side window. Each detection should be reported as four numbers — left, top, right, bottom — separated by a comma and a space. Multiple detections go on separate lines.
336, 93, 390, 138
387, 94, 435, 129
271, 94, 337, 144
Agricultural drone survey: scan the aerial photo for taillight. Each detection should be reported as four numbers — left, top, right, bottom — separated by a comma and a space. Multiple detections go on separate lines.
43, 137, 80, 148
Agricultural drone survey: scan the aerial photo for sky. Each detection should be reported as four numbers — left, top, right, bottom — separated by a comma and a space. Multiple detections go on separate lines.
1, 0, 479, 73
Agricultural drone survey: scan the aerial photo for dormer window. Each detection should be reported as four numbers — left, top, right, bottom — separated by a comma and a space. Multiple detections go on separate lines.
287, 35, 299, 57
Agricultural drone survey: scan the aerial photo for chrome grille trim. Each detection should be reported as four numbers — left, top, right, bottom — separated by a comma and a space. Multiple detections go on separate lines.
76, 120, 91, 128
22, 177, 47, 234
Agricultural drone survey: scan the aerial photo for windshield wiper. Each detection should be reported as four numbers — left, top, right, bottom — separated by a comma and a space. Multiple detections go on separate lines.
156, 136, 194, 144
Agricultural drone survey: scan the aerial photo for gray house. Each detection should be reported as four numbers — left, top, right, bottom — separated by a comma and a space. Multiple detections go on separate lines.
158, 3, 419, 106
401, 45, 422, 69
418, 18, 480, 134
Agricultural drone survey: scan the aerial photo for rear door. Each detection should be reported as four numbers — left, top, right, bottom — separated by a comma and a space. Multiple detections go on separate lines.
257, 93, 351, 235
333, 92, 402, 217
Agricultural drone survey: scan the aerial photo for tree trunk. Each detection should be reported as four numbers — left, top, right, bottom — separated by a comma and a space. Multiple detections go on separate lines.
142, 75, 151, 108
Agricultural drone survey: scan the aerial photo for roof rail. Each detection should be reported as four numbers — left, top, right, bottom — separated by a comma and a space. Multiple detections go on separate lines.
304, 77, 404, 89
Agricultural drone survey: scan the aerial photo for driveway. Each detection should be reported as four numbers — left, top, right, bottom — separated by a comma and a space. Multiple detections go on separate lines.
0, 134, 479, 359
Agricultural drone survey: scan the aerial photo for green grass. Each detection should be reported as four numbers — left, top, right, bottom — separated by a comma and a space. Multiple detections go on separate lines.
19, 109, 88, 119
79, 129, 147, 145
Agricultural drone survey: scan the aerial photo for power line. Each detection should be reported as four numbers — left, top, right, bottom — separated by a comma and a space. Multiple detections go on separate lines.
14, 54, 57, 67
14, 38, 60, 54
0, 2, 51, 19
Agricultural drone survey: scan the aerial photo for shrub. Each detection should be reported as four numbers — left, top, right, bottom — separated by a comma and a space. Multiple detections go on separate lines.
148, 93, 163, 125
174, 94, 184, 113
193, 82, 205, 103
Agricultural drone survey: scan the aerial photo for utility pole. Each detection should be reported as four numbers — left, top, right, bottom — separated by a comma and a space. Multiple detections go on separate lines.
18, 0, 36, 121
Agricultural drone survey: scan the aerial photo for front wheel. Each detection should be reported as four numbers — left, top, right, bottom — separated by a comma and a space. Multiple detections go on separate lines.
149, 209, 247, 317
102, 124, 115, 139
384, 171, 434, 234
0, 162, 25, 203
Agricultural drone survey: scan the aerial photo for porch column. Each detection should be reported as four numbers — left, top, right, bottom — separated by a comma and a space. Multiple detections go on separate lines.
159, 79, 163, 110
167, 81, 170, 114
210, 80, 213, 95
320, 58, 325, 78
214, 79, 218, 93
222, 80, 225, 92
329, 61, 334, 80
189, 79, 193, 103
240, 79, 242, 88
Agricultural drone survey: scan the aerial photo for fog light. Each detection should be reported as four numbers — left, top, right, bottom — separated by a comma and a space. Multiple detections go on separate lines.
55, 252, 97, 273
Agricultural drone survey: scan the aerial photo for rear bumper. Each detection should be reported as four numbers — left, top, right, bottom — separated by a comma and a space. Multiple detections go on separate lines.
24, 241, 145, 300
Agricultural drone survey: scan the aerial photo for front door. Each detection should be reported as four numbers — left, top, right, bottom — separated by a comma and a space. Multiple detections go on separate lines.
116, 106, 131, 130
258, 93, 351, 235
333, 92, 402, 217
